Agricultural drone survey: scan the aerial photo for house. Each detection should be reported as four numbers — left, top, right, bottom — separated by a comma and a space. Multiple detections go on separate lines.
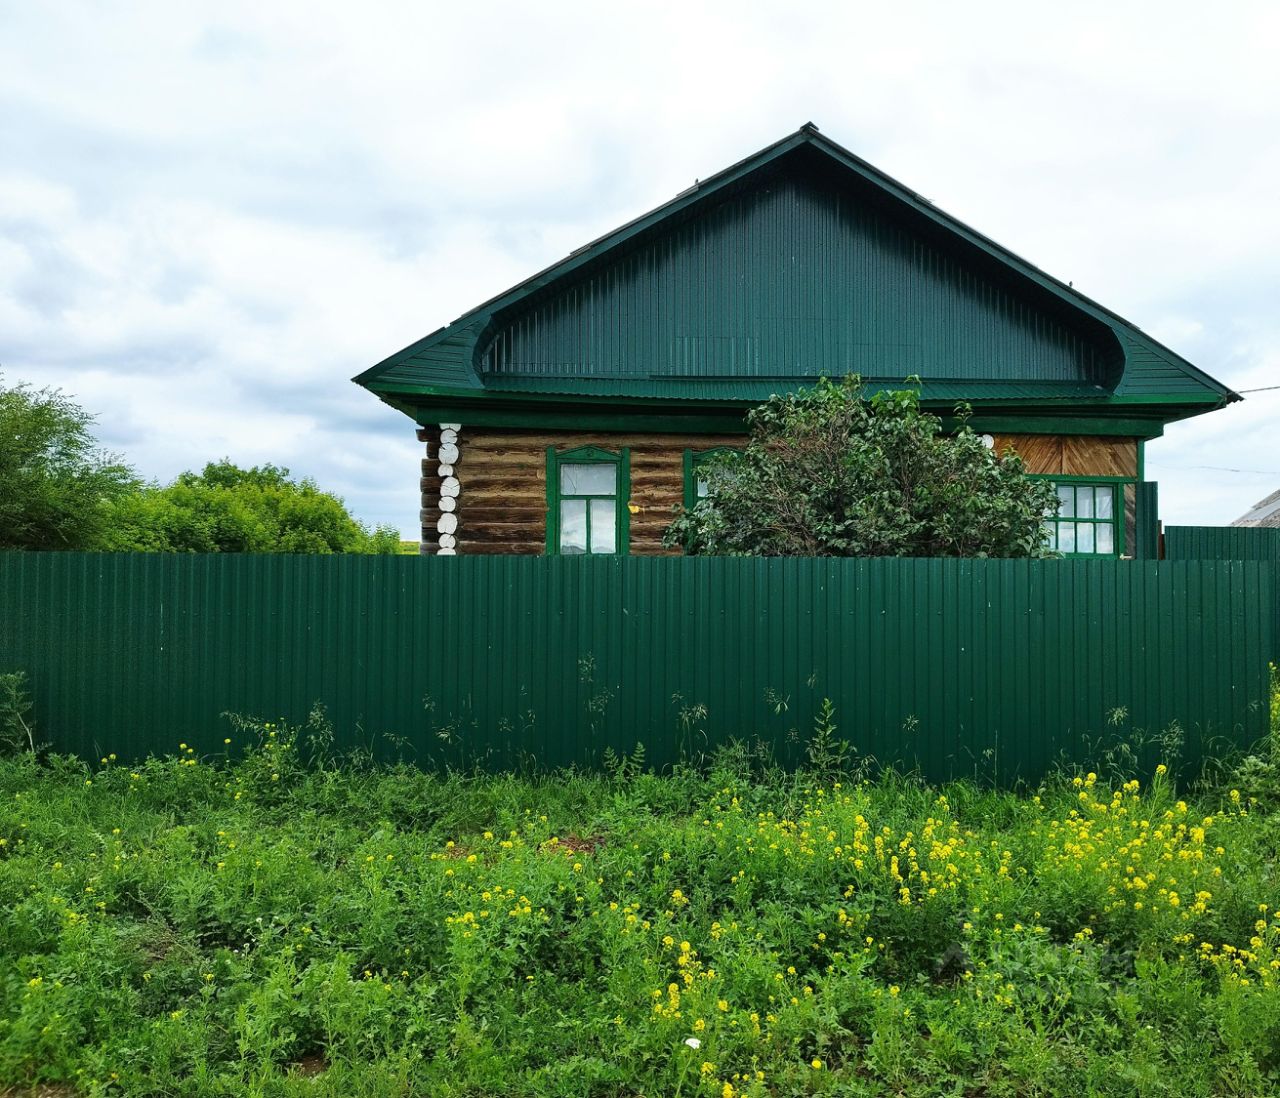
354, 124, 1238, 557
1231, 490, 1280, 528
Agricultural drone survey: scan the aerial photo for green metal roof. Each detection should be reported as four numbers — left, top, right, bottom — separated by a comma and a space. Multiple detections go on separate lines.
356, 124, 1239, 425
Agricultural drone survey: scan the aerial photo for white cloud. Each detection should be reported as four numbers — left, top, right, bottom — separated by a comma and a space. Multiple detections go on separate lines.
2, 0, 1279, 535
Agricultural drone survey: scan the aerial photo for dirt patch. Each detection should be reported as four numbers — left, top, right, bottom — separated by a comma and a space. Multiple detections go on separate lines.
543, 833, 606, 856
289, 1053, 328, 1078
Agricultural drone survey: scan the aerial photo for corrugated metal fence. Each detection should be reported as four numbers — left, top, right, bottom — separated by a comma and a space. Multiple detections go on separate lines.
1165, 525, 1280, 645
0, 553, 1272, 781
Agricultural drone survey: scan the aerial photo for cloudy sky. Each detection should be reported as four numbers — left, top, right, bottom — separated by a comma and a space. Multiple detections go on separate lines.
3, 2, 1278, 536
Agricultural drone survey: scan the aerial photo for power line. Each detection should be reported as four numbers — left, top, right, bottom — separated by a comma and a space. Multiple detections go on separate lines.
1148, 461, 1280, 476
1236, 384, 1280, 394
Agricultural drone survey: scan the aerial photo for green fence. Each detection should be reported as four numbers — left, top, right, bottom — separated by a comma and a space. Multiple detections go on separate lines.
1165, 525, 1280, 649
0, 553, 1272, 781
1165, 525, 1280, 567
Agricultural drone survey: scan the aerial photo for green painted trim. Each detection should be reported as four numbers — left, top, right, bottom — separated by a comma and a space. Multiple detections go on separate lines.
545, 445, 630, 556
1037, 479, 1124, 558
958, 415, 1166, 438
683, 446, 740, 509
1137, 440, 1145, 483
544, 446, 555, 556
415, 405, 750, 434
397, 401, 1173, 439
1028, 474, 1137, 485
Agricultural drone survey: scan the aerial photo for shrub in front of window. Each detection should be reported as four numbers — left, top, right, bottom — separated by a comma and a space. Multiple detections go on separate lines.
664, 376, 1059, 558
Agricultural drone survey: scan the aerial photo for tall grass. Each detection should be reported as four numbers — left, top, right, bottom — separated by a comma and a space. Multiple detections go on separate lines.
1, 701, 1278, 1096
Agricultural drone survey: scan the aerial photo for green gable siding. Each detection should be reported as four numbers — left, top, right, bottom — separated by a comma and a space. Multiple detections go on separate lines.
355, 125, 1238, 426
480, 172, 1122, 391
363, 321, 484, 392
1111, 332, 1228, 401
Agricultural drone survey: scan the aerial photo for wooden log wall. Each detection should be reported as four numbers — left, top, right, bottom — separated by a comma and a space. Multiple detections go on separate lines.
429, 428, 732, 555
424, 429, 1141, 555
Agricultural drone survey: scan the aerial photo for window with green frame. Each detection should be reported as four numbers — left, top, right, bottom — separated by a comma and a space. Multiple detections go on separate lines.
682, 447, 739, 509
1041, 478, 1123, 556
545, 445, 629, 555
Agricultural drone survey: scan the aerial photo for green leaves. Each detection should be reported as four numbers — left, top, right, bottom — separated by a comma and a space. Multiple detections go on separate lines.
0, 378, 139, 550
665, 377, 1059, 558
100, 460, 401, 555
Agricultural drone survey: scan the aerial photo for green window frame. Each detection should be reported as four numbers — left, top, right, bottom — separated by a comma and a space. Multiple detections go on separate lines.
545, 445, 630, 555
682, 447, 739, 509
1035, 475, 1127, 557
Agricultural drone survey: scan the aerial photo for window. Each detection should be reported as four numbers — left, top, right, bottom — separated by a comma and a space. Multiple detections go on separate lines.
1044, 480, 1121, 556
682, 447, 739, 509
546, 446, 629, 555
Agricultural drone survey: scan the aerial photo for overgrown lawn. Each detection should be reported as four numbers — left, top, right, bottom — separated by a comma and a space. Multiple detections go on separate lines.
1, 724, 1279, 1096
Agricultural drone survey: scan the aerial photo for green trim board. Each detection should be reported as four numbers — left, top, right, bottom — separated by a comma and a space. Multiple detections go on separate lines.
356, 124, 1239, 431
1031, 474, 1137, 485
1030, 475, 1127, 558
682, 447, 740, 509
400, 398, 1169, 439
545, 445, 631, 556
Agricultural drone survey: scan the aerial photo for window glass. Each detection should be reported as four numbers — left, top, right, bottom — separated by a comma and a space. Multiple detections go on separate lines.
559, 500, 587, 554
589, 500, 616, 553
561, 463, 615, 496
551, 450, 626, 556
1043, 481, 1120, 556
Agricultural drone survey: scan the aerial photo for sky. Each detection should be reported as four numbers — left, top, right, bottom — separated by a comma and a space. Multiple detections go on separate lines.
2, 2, 1278, 537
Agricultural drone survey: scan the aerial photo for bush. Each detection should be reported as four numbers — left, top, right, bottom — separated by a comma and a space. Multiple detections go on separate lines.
101, 461, 400, 554
665, 376, 1058, 557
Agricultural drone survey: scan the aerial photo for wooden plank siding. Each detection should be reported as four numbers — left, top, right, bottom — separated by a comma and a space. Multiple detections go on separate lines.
991, 434, 1139, 477
426, 429, 1141, 555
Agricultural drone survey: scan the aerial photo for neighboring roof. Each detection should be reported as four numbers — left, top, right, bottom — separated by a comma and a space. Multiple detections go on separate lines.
1231, 489, 1280, 528
356, 123, 1239, 425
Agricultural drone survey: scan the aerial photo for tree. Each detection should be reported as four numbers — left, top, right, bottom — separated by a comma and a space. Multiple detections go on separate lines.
664, 376, 1059, 558
0, 377, 138, 550
101, 460, 401, 555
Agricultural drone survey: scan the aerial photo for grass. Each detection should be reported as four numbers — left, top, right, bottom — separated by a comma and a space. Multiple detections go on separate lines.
1, 716, 1279, 1097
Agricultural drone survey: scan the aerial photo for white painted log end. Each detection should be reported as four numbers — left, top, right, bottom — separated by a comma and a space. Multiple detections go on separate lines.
437, 463, 454, 478
438, 443, 460, 465
438, 532, 457, 549
437, 512, 458, 535
439, 429, 458, 445
439, 495, 456, 513
440, 477, 460, 499
437, 547, 456, 556
439, 422, 461, 431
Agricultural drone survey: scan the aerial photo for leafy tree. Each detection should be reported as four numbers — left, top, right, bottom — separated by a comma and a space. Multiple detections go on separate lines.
102, 461, 401, 555
0, 377, 138, 550
664, 376, 1059, 558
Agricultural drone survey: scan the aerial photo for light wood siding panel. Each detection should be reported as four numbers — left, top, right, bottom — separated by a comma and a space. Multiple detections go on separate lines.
992, 434, 1138, 478
992, 434, 1062, 474
1062, 436, 1139, 478
453, 429, 737, 555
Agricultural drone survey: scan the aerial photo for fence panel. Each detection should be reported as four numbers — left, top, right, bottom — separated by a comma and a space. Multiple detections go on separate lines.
1165, 526, 1280, 653
0, 553, 1272, 781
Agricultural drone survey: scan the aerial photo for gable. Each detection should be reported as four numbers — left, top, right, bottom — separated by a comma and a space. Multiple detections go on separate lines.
481, 162, 1123, 393
357, 125, 1238, 423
